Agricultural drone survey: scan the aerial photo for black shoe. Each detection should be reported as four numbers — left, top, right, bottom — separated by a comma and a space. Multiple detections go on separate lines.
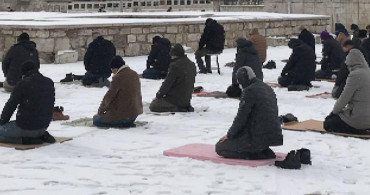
22, 137, 44, 145
0, 82, 3, 88
297, 148, 312, 165
53, 106, 64, 112
198, 70, 208, 74
194, 86, 204, 93
249, 148, 276, 160
275, 150, 301, 169
280, 113, 298, 124
60, 73, 73, 83
72, 74, 83, 81
288, 85, 310, 91
40, 131, 56, 144
263, 60, 276, 69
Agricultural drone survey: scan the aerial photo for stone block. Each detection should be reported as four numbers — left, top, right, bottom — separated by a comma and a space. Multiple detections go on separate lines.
39, 52, 55, 64
108, 28, 120, 35
5, 37, 16, 49
70, 37, 87, 49
131, 28, 143, 34
113, 35, 127, 47
125, 43, 141, 56
34, 38, 54, 52
0, 37, 4, 50
150, 26, 166, 33
76, 48, 86, 61
78, 29, 92, 36
2, 30, 13, 35
120, 28, 131, 35
167, 26, 178, 34
143, 28, 150, 34
176, 34, 183, 43
54, 38, 71, 52
137, 34, 146, 42
36, 30, 50, 38
128, 35, 136, 43
187, 33, 200, 42
54, 50, 78, 64
141, 44, 151, 54
164, 34, 176, 43
94, 29, 108, 36
117, 49, 125, 57
50, 30, 66, 38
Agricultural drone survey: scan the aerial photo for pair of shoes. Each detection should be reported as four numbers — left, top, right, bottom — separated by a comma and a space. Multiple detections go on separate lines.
40, 131, 56, 144
280, 113, 298, 124
52, 106, 70, 121
287, 85, 310, 91
60, 73, 84, 83
194, 86, 204, 93
275, 148, 312, 169
249, 148, 277, 160
263, 60, 276, 69
198, 69, 208, 74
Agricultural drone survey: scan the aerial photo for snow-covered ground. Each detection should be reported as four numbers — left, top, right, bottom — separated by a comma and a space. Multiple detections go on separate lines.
0, 11, 328, 26
0, 45, 369, 195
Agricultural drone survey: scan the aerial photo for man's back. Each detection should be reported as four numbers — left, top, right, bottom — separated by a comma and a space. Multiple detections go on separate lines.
298, 29, 315, 51
322, 37, 345, 70
84, 36, 116, 75
147, 38, 171, 72
250, 29, 267, 63
199, 20, 225, 52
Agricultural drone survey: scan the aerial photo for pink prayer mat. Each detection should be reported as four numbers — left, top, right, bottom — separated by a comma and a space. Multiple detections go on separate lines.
163, 143, 286, 167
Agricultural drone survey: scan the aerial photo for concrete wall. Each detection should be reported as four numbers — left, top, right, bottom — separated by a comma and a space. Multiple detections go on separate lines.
0, 0, 47, 11
0, 16, 329, 63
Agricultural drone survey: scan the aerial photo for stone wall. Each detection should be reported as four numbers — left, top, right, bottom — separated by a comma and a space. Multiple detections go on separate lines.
0, 16, 329, 63
0, 0, 47, 11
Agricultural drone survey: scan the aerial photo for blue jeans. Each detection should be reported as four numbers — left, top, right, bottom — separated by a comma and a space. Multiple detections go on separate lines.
82, 71, 111, 86
142, 68, 166, 80
0, 121, 46, 144
93, 115, 137, 128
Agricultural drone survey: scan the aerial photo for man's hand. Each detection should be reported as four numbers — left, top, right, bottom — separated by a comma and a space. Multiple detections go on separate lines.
156, 92, 164, 99
219, 135, 228, 143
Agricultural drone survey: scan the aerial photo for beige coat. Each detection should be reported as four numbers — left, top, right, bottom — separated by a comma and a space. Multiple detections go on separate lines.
336, 32, 349, 46
250, 28, 267, 63
98, 65, 143, 122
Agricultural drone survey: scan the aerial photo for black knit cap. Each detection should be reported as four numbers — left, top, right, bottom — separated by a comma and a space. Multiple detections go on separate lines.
358, 30, 368, 38
111, 55, 125, 69
152, 36, 161, 44
21, 61, 38, 75
170, 44, 185, 57
17, 32, 30, 42
351, 24, 359, 30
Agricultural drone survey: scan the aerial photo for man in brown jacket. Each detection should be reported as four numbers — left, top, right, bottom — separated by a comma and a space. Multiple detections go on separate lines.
93, 56, 143, 127
249, 28, 267, 64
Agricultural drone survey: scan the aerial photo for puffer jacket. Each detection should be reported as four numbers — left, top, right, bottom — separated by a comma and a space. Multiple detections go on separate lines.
84, 36, 116, 75
321, 36, 345, 71
146, 38, 171, 72
249, 28, 267, 63
199, 20, 225, 52
333, 49, 370, 130
298, 28, 316, 51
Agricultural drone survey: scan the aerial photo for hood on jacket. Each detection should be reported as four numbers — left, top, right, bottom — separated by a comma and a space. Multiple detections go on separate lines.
236, 38, 258, 55
15, 40, 37, 51
249, 28, 259, 36
335, 23, 349, 37
158, 37, 171, 46
237, 66, 257, 88
288, 39, 304, 49
346, 48, 368, 71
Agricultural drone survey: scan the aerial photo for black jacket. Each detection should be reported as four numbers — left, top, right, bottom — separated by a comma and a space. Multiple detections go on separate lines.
298, 29, 315, 51
0, 70, 55, 130
281, 39, 316, 85
147, 38, 171, 72
84, 36, 116, 75
2, 41, 40, 86
227, 78, 283, 150
233, 39, 263, 84
157, 55, 197, 108
361, 38, 370, 64
321, 36, 345, 71
199, 20, 225, 52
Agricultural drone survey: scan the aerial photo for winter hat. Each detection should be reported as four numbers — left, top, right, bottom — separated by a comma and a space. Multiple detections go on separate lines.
288, 39, 303, 49
236, 38, 252, 49
320, 30, 330, 40
152, 36, 161, 44
205, 18, 214, 25
17, 32, 30, 42
21, 61, 38, 75
111, 55, 125, 69
358, 30, 368, 38
351, 24, 359, 30
335, 23, 349, 37
170, 44, 185, 57
237, 66, 256, 88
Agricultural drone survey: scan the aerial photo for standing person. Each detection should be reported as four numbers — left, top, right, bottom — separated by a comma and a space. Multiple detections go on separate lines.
298, 26, 315, 51
83, 32, 116, 87
0, 61, 55, 145
335, 23, 350, 46
278, 39, 316, 90
316, 31, 345, 79
195, 18, 225, 74
150, 44, 196, 112
216, 67, 283, 160
324, 48, 370, 135
351, 24, 360, 40
226, 38, 263, 98
2, 33, 40, 92
361, 31, 370, 64
353, 29, 368, 47
142, 36, 171, 80
93, 56, 143, 128
249, 28, 267, 64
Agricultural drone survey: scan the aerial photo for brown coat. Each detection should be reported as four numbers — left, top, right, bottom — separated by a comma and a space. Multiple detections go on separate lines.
98, 66, 143, 122
250, 28, 267, 63
336, 32, 349, 46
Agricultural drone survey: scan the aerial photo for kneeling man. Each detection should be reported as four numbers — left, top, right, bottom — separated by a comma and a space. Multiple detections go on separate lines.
216, 67, 283, 159
94, 56, 143, 127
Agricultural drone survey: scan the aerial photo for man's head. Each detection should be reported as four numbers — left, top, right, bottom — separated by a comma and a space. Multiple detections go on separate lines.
21, 61, 38, 76
152, 36, 161, 44
17, 32, 30, 42
358, 29, 368, 39
343, 40, 355, 53
320, 30, 330, 41
92, 32, 101, 40
288, 38, 303, 49
236, 38, 252, 50
351, 24, 359, 31
110, 56, 126, 74
205, 18, 214, 25
170, 44, 185, 58
237, 66, 256, 89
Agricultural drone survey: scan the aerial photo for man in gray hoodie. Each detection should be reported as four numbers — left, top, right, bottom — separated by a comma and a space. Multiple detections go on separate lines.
324, 48, 370, 134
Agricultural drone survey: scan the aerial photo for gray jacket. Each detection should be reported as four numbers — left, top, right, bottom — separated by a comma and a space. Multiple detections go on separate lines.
333, 49, 370, 130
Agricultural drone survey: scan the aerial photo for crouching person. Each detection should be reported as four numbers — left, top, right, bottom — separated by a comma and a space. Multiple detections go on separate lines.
150, 44, 197, 112
324, 49, 370, 135
216, 67, 283, 160
93, 56, 143, 128
0, 61, 56, 144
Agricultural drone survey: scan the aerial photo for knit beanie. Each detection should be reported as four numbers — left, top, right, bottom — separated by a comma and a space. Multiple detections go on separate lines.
170, 44, 185, 57
17, 32, 30, 42
110, 56, 126, 69
320, 30, 330, 40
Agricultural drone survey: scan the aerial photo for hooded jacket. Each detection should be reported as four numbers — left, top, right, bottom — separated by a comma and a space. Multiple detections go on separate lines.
199, 19, 225, 52
361, 38, 370, 64
146, 38, 172, 72
249, 28, 267, 63
298, 28, 315, 51
232, 38, 263, 85
84, 36, 116, 75
2, 41, 40, 86
227, 67, 283, 151
321, 36, 345, 71
333, 49, 370, 130
281, 39, 316, 85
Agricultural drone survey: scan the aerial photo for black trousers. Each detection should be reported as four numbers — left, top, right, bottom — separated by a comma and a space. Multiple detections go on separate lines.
324, 114, 370, 135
